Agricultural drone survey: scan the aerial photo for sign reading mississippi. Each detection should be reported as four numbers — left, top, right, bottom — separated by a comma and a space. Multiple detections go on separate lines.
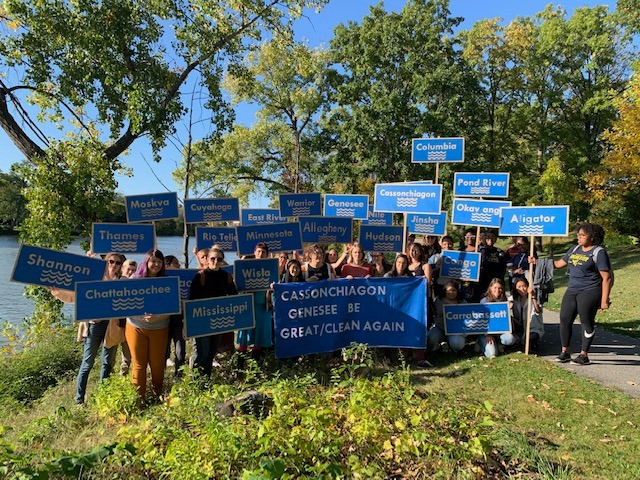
440, 251, 481, 282
184, 294, 255, 339
92, 223, 156, 254
184, 198, 240, 223
195, 227, 237, 252
406, 212, 447, 236
125, 192, 179, 223
443, 302, 511, 335
299, 216, 353, 244
358, 225, 404, 252
499, 205, 570, 237
273, 277, 427, 358
234, 258, 279, 292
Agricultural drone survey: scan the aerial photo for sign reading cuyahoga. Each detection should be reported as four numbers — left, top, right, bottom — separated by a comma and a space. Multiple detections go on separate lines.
125, 192, 179, 223
92, 223, 156, 254
499, 206, 570, 237
184, 294, 255, 338
184, 198, 240, 223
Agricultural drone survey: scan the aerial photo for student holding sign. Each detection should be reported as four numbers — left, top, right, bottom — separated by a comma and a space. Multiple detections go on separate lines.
477, 278, 516, 358
341, 243, 374, 279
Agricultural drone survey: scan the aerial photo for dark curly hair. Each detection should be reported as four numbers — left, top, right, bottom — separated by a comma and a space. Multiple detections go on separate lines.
576, 223, 605, 245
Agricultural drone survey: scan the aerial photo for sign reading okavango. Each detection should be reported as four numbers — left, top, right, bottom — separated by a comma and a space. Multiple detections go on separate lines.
273, 277, 427, 358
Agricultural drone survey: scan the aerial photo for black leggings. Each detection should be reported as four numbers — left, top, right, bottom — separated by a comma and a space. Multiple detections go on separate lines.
559, 287, 601, 353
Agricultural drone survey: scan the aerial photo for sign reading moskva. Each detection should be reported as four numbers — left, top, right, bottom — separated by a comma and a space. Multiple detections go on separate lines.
166, 269, 200, 300
279, 193, 322, 217
451, 199, 512, 228
241, 208, 286, 225
273, 277, 427, 358
440, 251, 481, 282
406, 212, 447, 236
323, 194, 369, 220
12, 245, 106, 290
453, 172, 510, 198
374, 183, 442, 214
184, 294, 255, 339
184, 198, 240, 223
195, 227, 237, 252
74, 277, 181, 321
234, 258, 279, 292
299, 216, 353, 244
235, 222, 303, 256
443, 302, 511, 335
125, 192, 179, 223
91, 223, 156, 254
499, 206, 570, 237
362, 206, 393, 226
358, 225, 404, 252
412, 137, 465, 163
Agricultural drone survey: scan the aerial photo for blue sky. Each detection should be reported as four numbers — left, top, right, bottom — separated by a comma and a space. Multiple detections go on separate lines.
0, 0, 616, 204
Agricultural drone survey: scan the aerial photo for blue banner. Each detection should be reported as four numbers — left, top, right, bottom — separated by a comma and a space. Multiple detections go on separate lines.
299, 216, 353, 244
411, 137, 465, 163
443, 302, 511, 335
453, 172, 510, 198
406, 212, 447, 236
125, 192, 179, 223
362, 206, 393, 226
374, 183, 442, 214
279, 193, 322, 217
166, 269, 200, 300
358, 225, 404, 252
323, 194, 369, 220
440, 251, 481, 282
11, 245, 106, 289
451, 199, 512, 228
499, 206, 570, 237
91, 223, 156, 254
241, 208, 287, 225
195, 227, 237, 252
74, 277, 181, 321
234, 258, 279, 292
184, 198, 240, 223
235, 222, 303, 256
273, 277, 427, 358
184, 294, 255, 339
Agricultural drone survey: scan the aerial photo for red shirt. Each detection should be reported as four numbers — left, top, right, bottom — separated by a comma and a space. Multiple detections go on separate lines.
340, 263, 374, 278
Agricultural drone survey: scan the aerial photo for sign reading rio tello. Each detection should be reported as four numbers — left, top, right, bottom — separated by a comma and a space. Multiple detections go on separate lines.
411, 138, 465, 163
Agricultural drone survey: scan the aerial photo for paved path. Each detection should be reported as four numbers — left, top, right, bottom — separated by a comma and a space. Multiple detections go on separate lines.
537, 310, 640, 398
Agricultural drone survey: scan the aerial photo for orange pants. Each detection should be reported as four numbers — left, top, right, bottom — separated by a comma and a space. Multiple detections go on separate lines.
125, 324, 169, 399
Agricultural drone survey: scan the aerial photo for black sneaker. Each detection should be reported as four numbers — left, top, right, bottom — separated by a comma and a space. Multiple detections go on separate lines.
555, 351, 571, 363
571, 354, 591, 366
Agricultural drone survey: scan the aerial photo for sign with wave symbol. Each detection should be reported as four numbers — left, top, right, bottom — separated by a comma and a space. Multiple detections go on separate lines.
125, 192, 179, 223
452, 198, 511, 228
443, 302, 511, 335
112, 297, 145, 311
412, 137, 465, 163
196, 227, 237, 252
406, 212, 447, 236
279, 192, 322, 218
241, 208, 286, 225
499, 205, 570, 237
234, 258, 279, 292
323, 194, 369, 220
92, 223, 156, 254
166, 269, 201, 300
374, 183, 442, 214
453, 172, 510, 198
299, 216, 352, 244
359, 225, 404, 253
236, 222, 303, 256
184, 197, 240, 224
362, 206, 393, 226
184, 293, 255, 338
440, 251, 481, 282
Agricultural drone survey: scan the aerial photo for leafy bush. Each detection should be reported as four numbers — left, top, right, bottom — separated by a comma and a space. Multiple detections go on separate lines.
90, 375, 139, 420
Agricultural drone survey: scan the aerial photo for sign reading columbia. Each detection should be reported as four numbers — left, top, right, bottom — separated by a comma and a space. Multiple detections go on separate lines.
374, 183, 442, 214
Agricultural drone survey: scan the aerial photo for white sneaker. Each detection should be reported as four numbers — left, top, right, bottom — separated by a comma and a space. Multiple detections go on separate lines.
212, 359, 221, 368
166, 359, 174, 367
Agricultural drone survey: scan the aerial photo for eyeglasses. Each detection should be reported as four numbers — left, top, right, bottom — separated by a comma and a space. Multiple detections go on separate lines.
208, 257, 223, 262
108, 259, 122, 266
372, 254, 381, 258
465, 235, 476, 239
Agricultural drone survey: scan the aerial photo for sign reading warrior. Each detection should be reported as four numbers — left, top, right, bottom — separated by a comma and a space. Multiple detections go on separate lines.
92, 223, 156, 254
184, 294, 255, 339
299, 216, 353, 244
195, 227, 237, 252
443, 302, 511, 335
184, 198, 240, 223
440, 251, 481, 282
241, 208, 286, 226
453, 172, 510, 198
234, 258, 279, 292
411, 137, 465, 163
235, 222, 303, 256
359, 225, 404, 252
323, 194, 369, 220
406, 212, 447, 236
374, 183, 442, 214
279, 192, 322, 218
125, 192, 179, 223
451, 199, 512, 228
499, 205, 570, 237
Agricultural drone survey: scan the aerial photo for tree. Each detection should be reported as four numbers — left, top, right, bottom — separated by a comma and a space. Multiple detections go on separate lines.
0, 164, 27, 230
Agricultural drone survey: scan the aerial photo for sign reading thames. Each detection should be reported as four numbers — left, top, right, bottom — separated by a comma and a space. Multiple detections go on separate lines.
235, 222, 303, 256
411, 137, 465, 163
184, 294, 255, 339
125, 192, 179, 222
273, 277, 427, 358
499, 205, 570, 237
184, 198, 240, 223
92, 223, 156, 254
373, 183, 442, 214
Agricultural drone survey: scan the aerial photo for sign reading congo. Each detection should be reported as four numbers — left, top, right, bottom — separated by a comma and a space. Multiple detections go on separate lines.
406, 212, 447, 236
412, 137, 465, 163
166, 269, 201, 300
299, 216, 352, 244
241, 208, 286, 225
125, 192, 179, 223
74, 277, 181, 321
362, 206, 393, 226
451, 199, 512, 228
443, 302, 511, 335
196, 227, 237, 252
235, 222, 303, 256
92, 223, 156, 254
184, 294, 255, 339
279, 192, 322, 218
12, 245, 106, 290
323, 194, 369, 220
499, 205, 570, 237
374, 183, 442, 214
234, 258, 279, 292
453, 172, 510, 198
184, 198, 240, 224
358, 225, 404, 252
440, 250, 481, 282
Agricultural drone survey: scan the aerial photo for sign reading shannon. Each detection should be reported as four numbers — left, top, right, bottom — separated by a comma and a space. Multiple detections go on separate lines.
235, 222, 303, 256
279, 192, 322, 217
440, 251, 481, 282
125, 192, 179, 223
443, 302, 511, 335
358, 225, 404, 252
195, 227, 237, 252
273, 277, 427, 358
362, 206, 393, 226
374, 183, 442, 214
499, 205, 570, 237
406, 212, 447, 236
323, 194, 369, 220
166, 269, 200, 300
234, 258, 279, 292
184, 198, 240, 223
241, 208, 286, 226
453, 172, 510, 198
12, 245, 106, 290
299, 216, 353, 244
411, 137, 465, 163
75, 277, 181, 321
451, 199, 512, 228
92, 223, 156, 254
184, 294, 255, 339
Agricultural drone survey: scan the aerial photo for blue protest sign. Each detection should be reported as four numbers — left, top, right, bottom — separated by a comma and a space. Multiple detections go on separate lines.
274, 277, 427, 358
184, 197, 240, 223
451, 199, 512, 228
184, 293, 255, 339
11, 245, 106, 289
91, 223, 156, 254
499, 206, 570, 237
195, 227, 237, 252
411, 137, 465, 163
125, 192, 179, 222
374, 183, 442, 214
235, 222, 303, 256
443, 302, 511, 335
166, 269, 200, 300
406, 212, 447, 236
453, 172, 510, 198
299, 216, 353, 244
323, 194, 369, 220
362, 206, 393, 226
279, 192, 322, 217
221, 264, 235, 275
241, 208, 287, 225
75, 277, 181, 321
358, 225, 404, 252
234, 258, 279, 292
440, 251, 481, 282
